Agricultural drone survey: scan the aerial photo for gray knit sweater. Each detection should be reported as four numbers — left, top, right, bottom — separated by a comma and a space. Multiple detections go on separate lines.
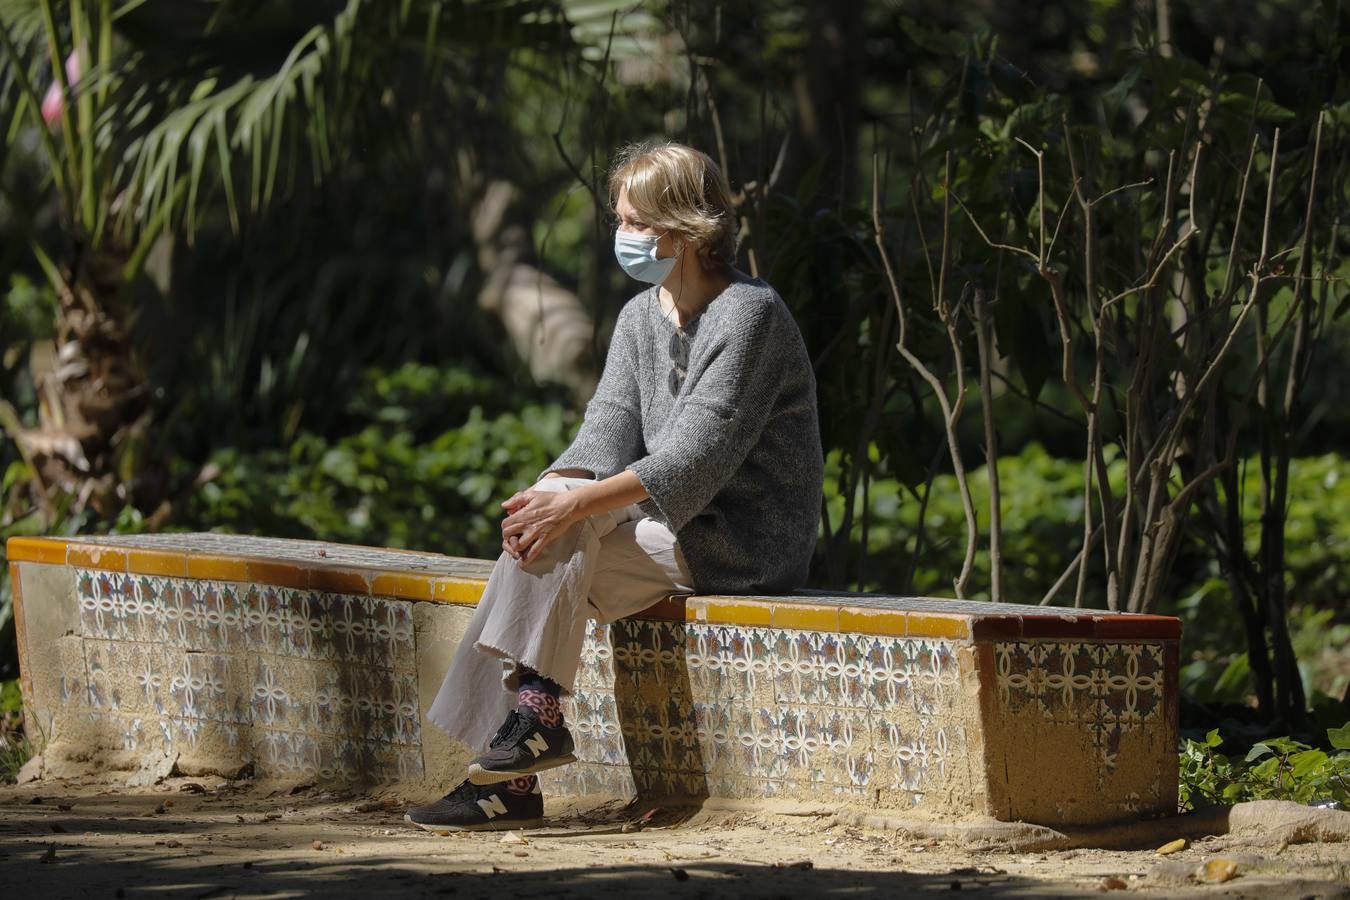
545, 277, 823, 593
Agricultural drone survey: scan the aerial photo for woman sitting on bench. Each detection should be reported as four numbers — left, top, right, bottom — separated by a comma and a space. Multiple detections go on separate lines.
407, 141, 823, 832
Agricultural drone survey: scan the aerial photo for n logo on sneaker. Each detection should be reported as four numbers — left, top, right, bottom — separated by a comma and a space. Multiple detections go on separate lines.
524, 733, 549, 758
476, 793, 508, 818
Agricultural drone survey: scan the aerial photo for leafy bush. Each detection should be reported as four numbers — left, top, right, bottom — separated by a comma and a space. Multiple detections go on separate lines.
1180, 601, 1350, 713
821, 441, 1350, 706
822, 442, 1114, 601
0, 678, 30, 783
1175, 455, 1350, 708
1180, 726, 1350, 810
182, 364, 575, 558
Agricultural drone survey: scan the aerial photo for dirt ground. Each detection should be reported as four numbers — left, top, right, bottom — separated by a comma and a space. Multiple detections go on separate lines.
1, 778, 1347, 899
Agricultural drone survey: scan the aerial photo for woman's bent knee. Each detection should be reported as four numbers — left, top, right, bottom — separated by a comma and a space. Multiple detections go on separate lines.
531, 476, 596, 495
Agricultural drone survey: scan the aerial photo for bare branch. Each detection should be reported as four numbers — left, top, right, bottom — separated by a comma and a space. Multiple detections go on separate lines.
974, 286, 1002, 602
1090, 178, 1154, 208
1045, 182, 1078, 260
1102, 220, 1198, 310
1014, 136, 1046, 263
1041, 523, 1104, 606
874, 153, 977, 598
949, 189, 1040, 263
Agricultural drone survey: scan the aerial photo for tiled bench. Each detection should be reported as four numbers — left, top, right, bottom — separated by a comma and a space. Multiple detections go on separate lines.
6, 534, 1179, 826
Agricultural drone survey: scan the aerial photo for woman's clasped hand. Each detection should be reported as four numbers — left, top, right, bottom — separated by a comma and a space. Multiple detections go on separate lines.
499, 483, 581, 564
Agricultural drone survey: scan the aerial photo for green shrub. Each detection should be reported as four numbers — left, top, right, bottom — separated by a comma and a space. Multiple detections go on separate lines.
823, 442, 1350, 706
182, 364, 575, 557
1180, 726, 1350, 810
823, 442, 1112, 601
0, 678, 31, 783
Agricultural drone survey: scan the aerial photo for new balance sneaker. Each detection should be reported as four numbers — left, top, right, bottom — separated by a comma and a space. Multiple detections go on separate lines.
467, 707, 576, 785
404, 778, 543, 833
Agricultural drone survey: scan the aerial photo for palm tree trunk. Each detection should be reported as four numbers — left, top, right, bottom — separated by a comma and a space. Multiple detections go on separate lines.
15, 247, 151, 519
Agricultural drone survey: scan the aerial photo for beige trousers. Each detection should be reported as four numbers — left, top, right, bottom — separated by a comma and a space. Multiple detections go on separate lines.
425, 477, 694, 752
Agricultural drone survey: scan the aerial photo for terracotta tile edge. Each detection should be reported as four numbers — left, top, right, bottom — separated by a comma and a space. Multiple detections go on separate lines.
1092, 615, 1182, 639
969, 613, 1184, 641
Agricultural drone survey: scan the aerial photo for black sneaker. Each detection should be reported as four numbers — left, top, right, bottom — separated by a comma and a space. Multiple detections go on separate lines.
467, 707, 577, 785
404, 778, 543, 833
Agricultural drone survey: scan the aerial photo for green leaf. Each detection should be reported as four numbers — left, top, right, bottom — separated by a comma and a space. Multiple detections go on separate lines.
1290, 750, 1328, 779
1263, 737, 1308, 755
1245, 742, 1273, 762
1328, 724, 1350, 751
29, 240, 64, 292
1205, 728, 1224, 748
189, 77, 217, 102
2, 460, 30, 492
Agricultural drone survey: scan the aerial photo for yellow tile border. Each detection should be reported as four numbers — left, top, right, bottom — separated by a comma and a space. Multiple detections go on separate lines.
246, 559, 310, 590
66, 544, 128, 572
5, 536, 1080, 640
5, 536, 67, 566
434, 577, 485, 605
5, 537, 486, 605
689, 599, 773, 627
904, 613, 972, 640
839, 607, 911, 638
372, 572, 437, 602
127, 548, 188, 578
771, 603, 839, 632
185, 553, 250, 582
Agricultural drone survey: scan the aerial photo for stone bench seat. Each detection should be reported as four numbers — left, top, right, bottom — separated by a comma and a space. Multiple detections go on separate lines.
6, 534, 1179, 826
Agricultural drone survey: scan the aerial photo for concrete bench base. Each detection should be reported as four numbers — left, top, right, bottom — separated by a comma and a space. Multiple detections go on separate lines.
7, 534, 1179, 826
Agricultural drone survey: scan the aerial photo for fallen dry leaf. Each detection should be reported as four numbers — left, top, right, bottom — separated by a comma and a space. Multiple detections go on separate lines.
1098, 876, 1128, 891
1198, 858, 1239, 883
499, 831, 529, 845
1156, 838, 1187, 855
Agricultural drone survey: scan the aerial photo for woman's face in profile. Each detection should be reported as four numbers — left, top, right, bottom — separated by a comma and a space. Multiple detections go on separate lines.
615, 186, 680, 261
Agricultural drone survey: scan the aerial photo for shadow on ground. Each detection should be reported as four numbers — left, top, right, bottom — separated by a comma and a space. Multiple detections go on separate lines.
0, 850, 1055, 899
0, 788, 1060, 899
5, 785, 1349, 900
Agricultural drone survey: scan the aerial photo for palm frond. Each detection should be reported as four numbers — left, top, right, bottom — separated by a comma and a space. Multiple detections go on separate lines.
7, 0, 575, 251
0, 0, 67, 202
558, 0, 663, 62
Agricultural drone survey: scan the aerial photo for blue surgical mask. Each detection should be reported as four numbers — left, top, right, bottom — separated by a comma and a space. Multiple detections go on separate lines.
614, 230, 677, 284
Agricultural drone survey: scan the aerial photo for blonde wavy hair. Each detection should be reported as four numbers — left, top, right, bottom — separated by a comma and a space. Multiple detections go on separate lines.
608, 141, 737, 271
